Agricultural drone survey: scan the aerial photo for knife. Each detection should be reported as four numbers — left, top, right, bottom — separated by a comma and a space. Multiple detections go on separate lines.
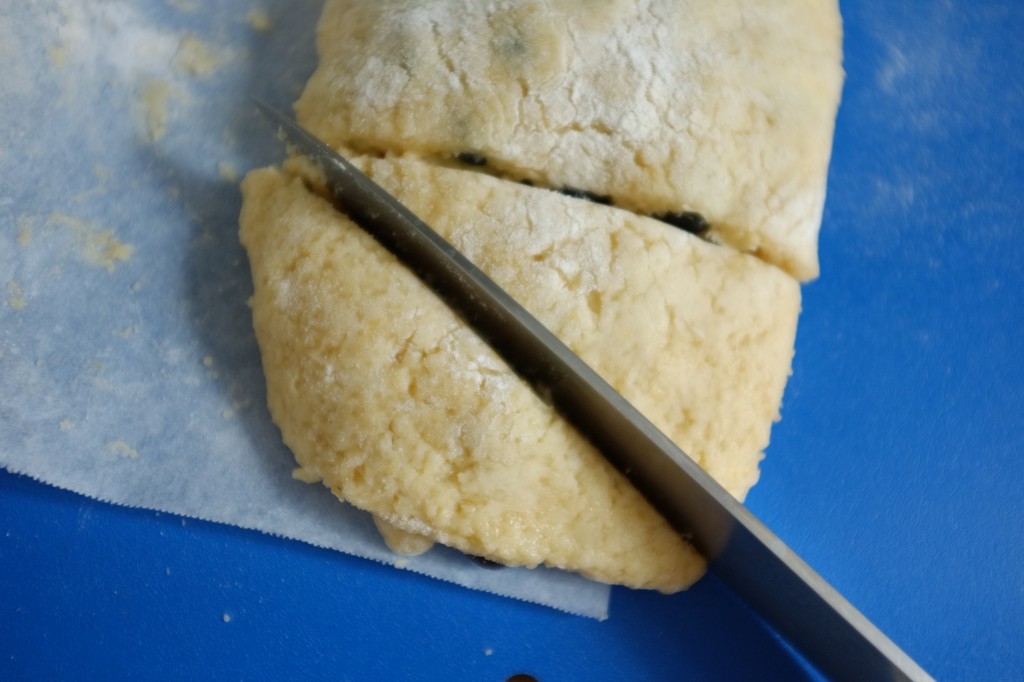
253, 99, 934, 682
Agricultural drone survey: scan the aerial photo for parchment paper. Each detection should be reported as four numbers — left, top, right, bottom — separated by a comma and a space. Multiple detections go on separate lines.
0, 1, 610, 619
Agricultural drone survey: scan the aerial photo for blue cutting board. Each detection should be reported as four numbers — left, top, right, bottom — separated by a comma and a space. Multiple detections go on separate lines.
2, 1, 1022, 680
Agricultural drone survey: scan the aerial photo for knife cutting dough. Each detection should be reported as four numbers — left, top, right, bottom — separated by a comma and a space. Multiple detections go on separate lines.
239, 0, 842, 591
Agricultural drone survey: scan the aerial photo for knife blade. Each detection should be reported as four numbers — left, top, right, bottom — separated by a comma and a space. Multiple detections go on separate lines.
252, 99, 933, 682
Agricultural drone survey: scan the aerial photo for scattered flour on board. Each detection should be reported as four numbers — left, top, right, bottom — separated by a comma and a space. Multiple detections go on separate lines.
868, 2, 983, 138
6, 282, 27, 311
16, 218, 33, 246
217, 162, 239, 183
174, 35, 228, 78
53, 2, 181, 90
0, 17, 37, 100
167, 0, 199, 13
246, 9, 272, 32
140, 78, 172, 142
48, 45, 67, 69
47, 212, 134, 273
858, 0, 1021, 244
106, 440, 141, 460
50, 2, 235, 143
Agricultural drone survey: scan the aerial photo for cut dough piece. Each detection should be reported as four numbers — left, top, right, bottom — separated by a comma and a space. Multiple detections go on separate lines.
239, 157, 800, 591
295, 0, 844, 280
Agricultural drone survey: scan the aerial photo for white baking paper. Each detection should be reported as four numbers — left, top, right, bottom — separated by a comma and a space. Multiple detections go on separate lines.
0, 0, 610, 619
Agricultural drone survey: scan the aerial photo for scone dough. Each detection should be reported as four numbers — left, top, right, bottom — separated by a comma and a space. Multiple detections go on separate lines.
296, 0, 844, 279
240, 157, 800, 591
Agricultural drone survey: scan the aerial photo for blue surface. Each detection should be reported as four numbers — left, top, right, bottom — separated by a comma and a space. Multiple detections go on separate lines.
3, 1, 1023, 680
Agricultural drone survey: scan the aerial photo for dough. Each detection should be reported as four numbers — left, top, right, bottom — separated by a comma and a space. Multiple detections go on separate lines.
295, 0, 844, 280
239, 156, 800, 591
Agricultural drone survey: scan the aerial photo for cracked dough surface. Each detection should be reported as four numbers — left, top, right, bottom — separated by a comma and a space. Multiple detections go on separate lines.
296, 0, 843, 280
239, 157, 800, 591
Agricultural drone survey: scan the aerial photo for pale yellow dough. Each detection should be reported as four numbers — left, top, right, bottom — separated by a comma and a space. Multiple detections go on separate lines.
240, 157, 800, 591
296, 0, 844, 280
